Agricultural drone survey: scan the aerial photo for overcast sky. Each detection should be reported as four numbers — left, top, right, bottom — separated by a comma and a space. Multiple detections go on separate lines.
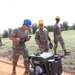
0, 0, 75, 33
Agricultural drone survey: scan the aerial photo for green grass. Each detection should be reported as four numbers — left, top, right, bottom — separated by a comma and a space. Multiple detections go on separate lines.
0, 30, 75, 53
0, 38, 12, 52
0, 34, 2, 37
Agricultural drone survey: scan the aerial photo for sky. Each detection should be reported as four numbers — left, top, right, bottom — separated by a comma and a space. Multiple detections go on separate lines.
0, 0, 75, 33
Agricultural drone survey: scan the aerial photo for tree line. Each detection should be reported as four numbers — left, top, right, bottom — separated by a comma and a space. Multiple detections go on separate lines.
1, 21, 75, 38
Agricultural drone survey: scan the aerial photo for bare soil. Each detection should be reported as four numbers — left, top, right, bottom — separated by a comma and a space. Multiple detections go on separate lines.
0, 51, 75, 75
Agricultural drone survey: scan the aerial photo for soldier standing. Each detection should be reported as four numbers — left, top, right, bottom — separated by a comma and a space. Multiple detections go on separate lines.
9, 19, 32, 75
53, 16, 69, 55
35, 19, 52, 52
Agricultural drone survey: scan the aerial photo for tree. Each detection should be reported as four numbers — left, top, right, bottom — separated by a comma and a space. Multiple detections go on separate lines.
45, 25, 53, 32
31, 23, 38, 34
62, 21, 69, 30
71, 23, 75, 30
8, 28, 13, 35
28, 28, 33, 34
3, 30, 9, 38
60, 23, 63, 29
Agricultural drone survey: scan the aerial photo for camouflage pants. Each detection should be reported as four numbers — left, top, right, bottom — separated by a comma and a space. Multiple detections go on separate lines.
54, 35, 66, 51
39, 43, 49, 52
12, 46, 28, 69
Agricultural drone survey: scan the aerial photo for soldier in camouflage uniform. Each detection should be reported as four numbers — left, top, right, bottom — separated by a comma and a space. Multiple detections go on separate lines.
53, 16, 69, 55
35, 19, 52, 52
9, 19, 32, 75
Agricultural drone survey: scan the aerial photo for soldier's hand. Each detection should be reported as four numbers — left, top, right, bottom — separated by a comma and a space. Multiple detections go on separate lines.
26, 37, 30, 41
26, 36, 31, 41
16, 38, 20, 42
38, 44, 42, 48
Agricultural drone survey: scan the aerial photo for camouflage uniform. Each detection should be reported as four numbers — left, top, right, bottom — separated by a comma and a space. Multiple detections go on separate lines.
11, 27, 29, 71
53, 23, 66, 53
35, 28, 51, 52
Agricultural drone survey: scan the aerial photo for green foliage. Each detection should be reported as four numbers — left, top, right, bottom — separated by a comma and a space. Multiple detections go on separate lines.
45, 25, 53, 32
62, 21, 69, 30
70, 23, 75, 30
31, 23, 38, 34
3, 30, 9, 38
8, 28, 13, 35
2, 28, 13, 38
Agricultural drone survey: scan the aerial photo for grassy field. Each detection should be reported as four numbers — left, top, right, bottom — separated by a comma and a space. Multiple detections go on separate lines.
0, 30, 75, 55
0, 30, 75, 73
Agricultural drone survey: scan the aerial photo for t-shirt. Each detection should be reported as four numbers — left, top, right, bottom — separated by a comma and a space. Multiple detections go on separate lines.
11, 27, 28, 47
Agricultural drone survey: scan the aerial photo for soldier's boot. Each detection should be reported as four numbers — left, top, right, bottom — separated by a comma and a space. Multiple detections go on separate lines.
60, 43, 70, 55
64, 50, 70, 55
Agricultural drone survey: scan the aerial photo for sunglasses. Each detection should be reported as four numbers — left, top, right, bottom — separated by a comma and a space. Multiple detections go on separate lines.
39, 24, 43, 26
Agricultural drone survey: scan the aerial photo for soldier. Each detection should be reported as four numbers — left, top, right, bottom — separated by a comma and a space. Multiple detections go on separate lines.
9, 19, 32, 75
35, 19, 52, 52
53, 16, 69, 55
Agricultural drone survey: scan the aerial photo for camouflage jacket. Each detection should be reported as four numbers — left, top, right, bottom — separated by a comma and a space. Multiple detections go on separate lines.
35, 28, 51, 45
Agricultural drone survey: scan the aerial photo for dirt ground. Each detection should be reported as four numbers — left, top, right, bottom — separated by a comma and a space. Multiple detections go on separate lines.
0, 57, 75, 75
0, 57, 25, 75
